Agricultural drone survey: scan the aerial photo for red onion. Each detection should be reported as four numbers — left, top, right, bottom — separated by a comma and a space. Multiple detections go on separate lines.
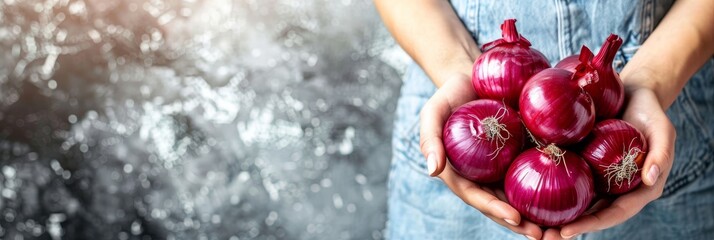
556, 34, 625, 119
580, 119, 648, 194
554, 54, 581, 72
554, 46, 591, 73
443, 99, 525, 182
519, 52, 598, 146
471, 19, 550, 109
505, 145, 595, 227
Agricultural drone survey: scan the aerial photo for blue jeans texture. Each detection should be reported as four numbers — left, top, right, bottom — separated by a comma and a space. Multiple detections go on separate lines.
388, 0, 714, 239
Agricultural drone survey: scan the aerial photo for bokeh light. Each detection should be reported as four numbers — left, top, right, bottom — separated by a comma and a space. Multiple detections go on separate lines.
0, 0, 408, 239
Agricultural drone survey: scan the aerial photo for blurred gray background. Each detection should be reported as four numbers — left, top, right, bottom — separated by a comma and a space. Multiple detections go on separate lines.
0, 0, 409, 239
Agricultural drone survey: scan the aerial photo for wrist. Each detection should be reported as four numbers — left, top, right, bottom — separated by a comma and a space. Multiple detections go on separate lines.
620, 64, 659, 92
619, 64, 674, 109
432, 54, 478, 88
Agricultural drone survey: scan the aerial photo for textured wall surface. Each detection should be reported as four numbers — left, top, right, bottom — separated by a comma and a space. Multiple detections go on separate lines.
0, 0, 407, 239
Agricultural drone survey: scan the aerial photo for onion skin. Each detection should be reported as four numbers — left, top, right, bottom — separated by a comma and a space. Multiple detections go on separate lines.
556, 34, 625, 119
580, 119, 648, 195
554, 45, 592, 73
505, 147, 595, 227
472, 19, 550, 109
519, 67, 596, 146
554, 54, 580, 72
443, 99, 525, 182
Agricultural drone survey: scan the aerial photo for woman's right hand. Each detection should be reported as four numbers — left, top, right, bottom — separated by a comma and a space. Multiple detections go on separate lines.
419, 72, 544, 240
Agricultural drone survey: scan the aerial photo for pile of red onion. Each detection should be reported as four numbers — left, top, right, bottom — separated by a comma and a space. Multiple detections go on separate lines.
443, 19, 648, 227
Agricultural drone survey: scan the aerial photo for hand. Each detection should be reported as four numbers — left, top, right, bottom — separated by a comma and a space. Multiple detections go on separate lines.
554, 86, 676, 239
419, 73, 544, 240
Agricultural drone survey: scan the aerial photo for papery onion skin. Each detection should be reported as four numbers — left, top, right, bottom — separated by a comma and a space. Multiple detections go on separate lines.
554, 45, 592, 73
554, 54, 581, 72
472, 19, 550, 109
443, 99, 525, 182
519, 67, 596, 146
505, 147, 595, 227
556, 34, 625, 119
580, 119, 648, 195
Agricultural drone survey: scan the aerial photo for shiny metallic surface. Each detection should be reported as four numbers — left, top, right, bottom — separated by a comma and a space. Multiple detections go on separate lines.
0, 0, 407, 239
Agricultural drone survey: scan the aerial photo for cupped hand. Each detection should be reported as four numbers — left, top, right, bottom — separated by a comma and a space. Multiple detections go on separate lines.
419, 72, 544, 240
553, 86, 676, 239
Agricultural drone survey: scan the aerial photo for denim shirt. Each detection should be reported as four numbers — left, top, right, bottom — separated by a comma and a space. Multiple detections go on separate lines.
396, 0, 714, 197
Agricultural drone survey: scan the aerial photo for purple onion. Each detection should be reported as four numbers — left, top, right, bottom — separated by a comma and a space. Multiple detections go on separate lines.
580, 119, 648, 195
505, 146, 595, 226
471, 19, 550, 109
519, 55, 598, 146
556, 34, 626, 119
443, 99, 525, 182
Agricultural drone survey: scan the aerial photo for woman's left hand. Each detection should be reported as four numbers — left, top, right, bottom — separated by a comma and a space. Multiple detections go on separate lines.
546, 86, 676, 239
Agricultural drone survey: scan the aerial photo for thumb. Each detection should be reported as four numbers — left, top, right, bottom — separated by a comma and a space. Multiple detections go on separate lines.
419, 73, 477, 176
421, 135, 446, 177
419, 93, 451, 176
640, 115, 676, 187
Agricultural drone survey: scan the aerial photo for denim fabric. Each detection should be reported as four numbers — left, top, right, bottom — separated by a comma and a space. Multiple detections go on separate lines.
388, 0, 714, 239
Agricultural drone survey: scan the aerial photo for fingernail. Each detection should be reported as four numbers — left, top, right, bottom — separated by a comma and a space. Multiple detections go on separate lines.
426, 153, 437, 176
562, 233, 579, 239
524, 235, 536, 240
647, 165, 660, 185
504, 218, 518, 226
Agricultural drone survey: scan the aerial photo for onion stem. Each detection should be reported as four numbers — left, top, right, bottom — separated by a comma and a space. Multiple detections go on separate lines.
524, 127, 543, 148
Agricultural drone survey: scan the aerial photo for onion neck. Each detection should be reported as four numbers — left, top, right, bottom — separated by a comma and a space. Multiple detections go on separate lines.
500, 19, 531, 47
592, 34, 623, 71
483, 19, 532, 51
501, 19, 520, 43
573, 46, 599, 88
578, 45, 593, 64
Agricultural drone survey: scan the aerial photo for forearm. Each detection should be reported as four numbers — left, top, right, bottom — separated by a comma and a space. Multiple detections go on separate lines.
374, 0, 480, 87
620, 0, 714, 109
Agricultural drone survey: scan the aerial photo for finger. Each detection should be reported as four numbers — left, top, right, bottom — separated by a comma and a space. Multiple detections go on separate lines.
543, 228, 566, 240
559, 181, 663, 237
493, 187, 508, 202
419, 95, 450, 176
483, 214, 543, 240
419, 74, 476, 176
437, 165, 537, 230
474, 191, 543, 239
581, 197, 613, 216
639, 114, 676, 186
622, 90, 676, 187
480, 186, 542, 238
439, 165, 520, 222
